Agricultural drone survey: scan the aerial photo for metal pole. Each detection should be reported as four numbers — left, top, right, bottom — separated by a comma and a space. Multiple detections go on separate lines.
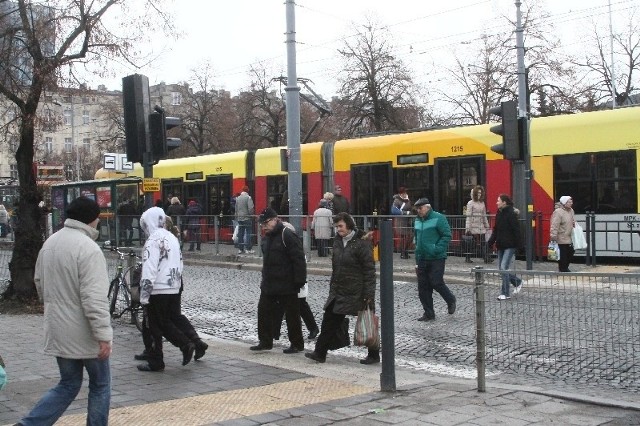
608, 0, 616, 108
515, 0, 533, 269
379, 220, 396, 391
284, 0, 302, 235
474, 266, 486, 392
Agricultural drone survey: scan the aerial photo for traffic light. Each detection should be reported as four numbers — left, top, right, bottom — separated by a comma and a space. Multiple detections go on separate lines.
149, 106, 182, 162
489, 100, 520, 161
122, 74, 150, 164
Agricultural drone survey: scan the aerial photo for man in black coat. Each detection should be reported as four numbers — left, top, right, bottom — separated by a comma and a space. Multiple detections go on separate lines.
250, 208, 306, 354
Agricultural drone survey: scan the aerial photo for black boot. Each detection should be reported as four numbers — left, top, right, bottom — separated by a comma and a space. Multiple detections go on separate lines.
181, 342, 196, 366
194, 339, 208, 361
360, 349, 380, 365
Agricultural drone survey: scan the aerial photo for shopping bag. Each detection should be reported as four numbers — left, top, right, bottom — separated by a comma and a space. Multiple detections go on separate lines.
232, 223, 239, 244
572, 223, 587, 250
0, 355, 6, 391
327, 318, 350, 350
354, 306, 380, 347
297, 282, 308, 298
547, 241, 560, 261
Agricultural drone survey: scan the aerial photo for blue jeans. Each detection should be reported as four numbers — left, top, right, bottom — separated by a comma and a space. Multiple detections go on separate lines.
416, 258, 456, 318
237, 219, 253, 251
497, 248, 517, 297
21, 357, 111, 426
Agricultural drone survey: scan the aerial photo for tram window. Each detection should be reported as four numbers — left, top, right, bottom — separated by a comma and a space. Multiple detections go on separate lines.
266, 175, 309, 215
395, 167, 431, 206
554, 150, 637, 214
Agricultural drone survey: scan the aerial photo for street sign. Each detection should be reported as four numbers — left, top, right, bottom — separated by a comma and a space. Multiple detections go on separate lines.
143, 178, 160, 192
103, 154, 116, 170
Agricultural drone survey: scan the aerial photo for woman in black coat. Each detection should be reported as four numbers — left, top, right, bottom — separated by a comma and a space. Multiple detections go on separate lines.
305, 212, 379, 364
487, 194, 522, 300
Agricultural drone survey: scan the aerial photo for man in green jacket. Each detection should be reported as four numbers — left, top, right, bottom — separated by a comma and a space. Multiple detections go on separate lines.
413, 198, 456, 321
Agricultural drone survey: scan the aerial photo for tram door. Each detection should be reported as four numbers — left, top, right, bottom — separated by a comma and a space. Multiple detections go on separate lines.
206, 175, 232, 218
351, 163, 393, 216
434, 156, 484, 215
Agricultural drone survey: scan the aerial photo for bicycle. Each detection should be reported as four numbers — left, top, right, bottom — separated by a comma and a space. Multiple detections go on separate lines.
105, 243, 143, 331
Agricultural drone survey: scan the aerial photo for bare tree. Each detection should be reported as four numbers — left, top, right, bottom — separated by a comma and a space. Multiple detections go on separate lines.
234, 65, 286, 149
0, 0, 174, 302
336, 19, 420, 135
573, 10, 640, 107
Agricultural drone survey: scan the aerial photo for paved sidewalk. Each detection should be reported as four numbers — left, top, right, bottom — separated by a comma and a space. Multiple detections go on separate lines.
2, 314, 640, 426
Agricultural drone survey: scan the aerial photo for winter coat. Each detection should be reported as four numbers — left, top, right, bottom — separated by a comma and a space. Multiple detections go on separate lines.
325, 229, 376, 316
487, 205, 521, 250
392, 195, 412, 236
235, 192, 254, 221
332, 194, 350, 214
34, 219, 113, 359
185, 202, 203, 230
139, 207, 183, 304
260, 221, 307, 295
550, 205, 575, 244
465, 200, 490, 235
166, 203, 186, 223
311, 207, 333, 240
414, 209, 451, 261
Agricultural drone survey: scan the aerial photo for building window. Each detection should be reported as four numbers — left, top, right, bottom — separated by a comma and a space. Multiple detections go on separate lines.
171, 92, 182, 106
10, 164, 18, 180
63, 109, 72, 125
64, 164, 74, 181
42, 109, 56, 131
83, 138, 90, 152
45, 137, 53, 154
82, 110, 90, 124
9, 136, 18, 152
64, 137, 73, 153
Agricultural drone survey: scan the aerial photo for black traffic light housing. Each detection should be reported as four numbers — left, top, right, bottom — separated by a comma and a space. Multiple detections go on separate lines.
122, 74, 150, 163
489, 100, 521, 161
149, 106, 182, 162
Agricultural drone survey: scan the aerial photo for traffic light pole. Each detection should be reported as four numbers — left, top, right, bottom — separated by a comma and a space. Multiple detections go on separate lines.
515, 0, 533, 269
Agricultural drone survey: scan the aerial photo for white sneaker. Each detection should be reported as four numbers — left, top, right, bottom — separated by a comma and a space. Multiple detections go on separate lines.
238, 249, 245, 254
497, 294, 510, 300
246, 250, 255, 254
512, 283, 523, 295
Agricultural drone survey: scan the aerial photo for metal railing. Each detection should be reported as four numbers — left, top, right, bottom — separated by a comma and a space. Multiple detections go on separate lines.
474, 267, 640, 392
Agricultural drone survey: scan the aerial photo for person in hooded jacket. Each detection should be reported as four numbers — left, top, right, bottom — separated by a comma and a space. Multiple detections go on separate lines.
250, 208, 306, 354
487, 194, 522, 300
136, 207, 202, 372
305, 212, 379, 365
550, 195, 575, 272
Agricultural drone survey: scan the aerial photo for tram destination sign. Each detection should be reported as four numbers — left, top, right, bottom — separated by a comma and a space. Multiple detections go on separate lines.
397, 153, 428, 165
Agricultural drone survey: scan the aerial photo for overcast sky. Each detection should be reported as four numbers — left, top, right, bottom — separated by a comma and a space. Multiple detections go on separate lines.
97, 0, 636, 97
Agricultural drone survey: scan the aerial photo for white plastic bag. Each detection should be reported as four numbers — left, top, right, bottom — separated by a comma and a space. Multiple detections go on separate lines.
297, 282, 308, 298
232, 222, 239, 244
572, 223, 587, 250
547, 241, 560, 261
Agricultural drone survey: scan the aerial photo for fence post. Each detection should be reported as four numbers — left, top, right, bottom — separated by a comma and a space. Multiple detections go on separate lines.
474, 266, 486, 392
214, 214, 221, 255
379, 219, 396, 392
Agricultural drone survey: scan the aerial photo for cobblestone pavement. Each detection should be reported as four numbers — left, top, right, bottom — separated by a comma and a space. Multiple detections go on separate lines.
154, 260, 640, 404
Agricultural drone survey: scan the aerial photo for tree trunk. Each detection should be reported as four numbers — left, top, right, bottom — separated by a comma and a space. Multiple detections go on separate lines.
10, 104, 44, 301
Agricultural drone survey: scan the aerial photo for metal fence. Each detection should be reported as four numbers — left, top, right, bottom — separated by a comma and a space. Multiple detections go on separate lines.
474, 268, 640, 392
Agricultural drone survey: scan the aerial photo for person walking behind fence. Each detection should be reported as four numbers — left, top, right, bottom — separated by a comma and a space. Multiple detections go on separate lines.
166, 197, 186, 227
465, 185, 491, 263
117, 198, 136, 246
550, 195, 575, 272
306, 212, 379, 364
413, 197, 457, 321
185, 199, 203, 251
487, 194, 522, 300
332, 185, 350, 214
18, 196, 112, 426
250, 208, 306, 354
311, 199, 333, 257
235, 186, 255, 254
391, 187, 412, 259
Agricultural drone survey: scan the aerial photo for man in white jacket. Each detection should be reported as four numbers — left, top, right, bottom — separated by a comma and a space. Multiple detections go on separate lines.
137, 207, 198, 372
18, 196, 112, 426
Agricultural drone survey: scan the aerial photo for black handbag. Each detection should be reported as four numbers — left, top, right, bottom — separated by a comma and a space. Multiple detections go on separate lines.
327, 318, 350, 350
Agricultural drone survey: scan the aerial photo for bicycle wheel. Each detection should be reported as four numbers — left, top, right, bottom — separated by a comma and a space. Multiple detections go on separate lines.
107, 277, 118, 303
119, 277, 142, 330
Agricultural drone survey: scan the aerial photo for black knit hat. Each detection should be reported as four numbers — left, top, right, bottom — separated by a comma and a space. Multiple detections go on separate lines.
258, 207, 278, 224
66, 196, 101, 224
